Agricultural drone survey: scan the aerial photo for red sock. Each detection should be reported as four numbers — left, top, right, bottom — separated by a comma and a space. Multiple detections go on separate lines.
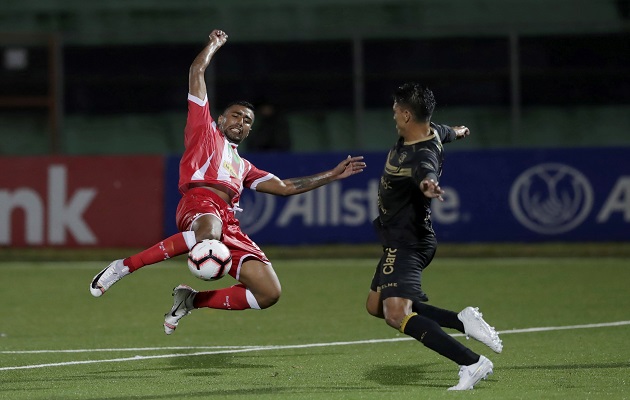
124, 232, 192, 272
193, 284, 252, 310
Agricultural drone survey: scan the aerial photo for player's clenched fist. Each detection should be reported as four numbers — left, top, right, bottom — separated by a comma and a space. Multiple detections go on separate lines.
209, 29, 228, 46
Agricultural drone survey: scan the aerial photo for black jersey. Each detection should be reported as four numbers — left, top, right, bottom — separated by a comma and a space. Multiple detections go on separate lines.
373, 123, 457, 248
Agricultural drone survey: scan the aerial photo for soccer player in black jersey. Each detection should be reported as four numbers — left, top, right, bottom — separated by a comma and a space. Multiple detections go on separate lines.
365, 82, 503, 391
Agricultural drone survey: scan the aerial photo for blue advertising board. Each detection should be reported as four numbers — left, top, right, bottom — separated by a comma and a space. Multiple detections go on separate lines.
164, 148, 630, 244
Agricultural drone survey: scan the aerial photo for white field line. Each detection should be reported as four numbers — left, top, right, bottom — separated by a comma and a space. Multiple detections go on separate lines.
1, 320, 629, 371
0, 346, 261, 354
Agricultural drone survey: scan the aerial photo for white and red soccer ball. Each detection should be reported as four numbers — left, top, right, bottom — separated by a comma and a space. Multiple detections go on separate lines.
187, 239, 232, 281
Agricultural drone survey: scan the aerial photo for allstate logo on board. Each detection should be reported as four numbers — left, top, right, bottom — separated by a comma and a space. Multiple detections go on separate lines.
509, 163, 594, 234
237, 191, 276, 235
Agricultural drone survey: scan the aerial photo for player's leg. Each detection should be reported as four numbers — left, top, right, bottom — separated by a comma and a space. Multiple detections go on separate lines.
127, 188, 224, 271
190, 213, 223, 241
192, 257, 281, 311
161, 212, 227, 334
412, 301, 464, 331
412, 299, 503, 354
187, 218, 280, 311
384, 296, 478, 364
407, 233, 502, 352
383, 295, 492, 390
367, 245, 427, 318
163, 256, 280, 335
233, 259, 281, 309
366, 289, 383, 318
375, 246, 493, 390
89, 213, 220, 297
90, 190, 219, 297
164, 257, 281, 334
89, 230, 198, 297
413, 301, 502, 353
366, 262, 384, 318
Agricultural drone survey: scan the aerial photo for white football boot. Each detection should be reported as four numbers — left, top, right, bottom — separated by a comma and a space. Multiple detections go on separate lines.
89, 259, 129, 297
164, 285, 198, 335
458, 306, 503, 353
447, 355, 494, 391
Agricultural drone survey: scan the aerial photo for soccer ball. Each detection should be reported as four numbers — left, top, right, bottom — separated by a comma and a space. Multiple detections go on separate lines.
187, 239, 232, 281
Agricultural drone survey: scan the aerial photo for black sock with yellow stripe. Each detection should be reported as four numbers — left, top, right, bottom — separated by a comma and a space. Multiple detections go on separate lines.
412, 301, 465, 332
400, 312, 478, 365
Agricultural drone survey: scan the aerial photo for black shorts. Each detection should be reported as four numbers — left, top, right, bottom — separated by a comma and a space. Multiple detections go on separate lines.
369, 235, 437, 301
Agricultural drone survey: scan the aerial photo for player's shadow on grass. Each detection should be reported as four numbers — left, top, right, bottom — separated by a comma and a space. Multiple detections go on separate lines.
79, 386, 390, 400
169, 353, 275, 375
74, 353, 276, 380
364, 362, 448, 388
73, 354, 391, 400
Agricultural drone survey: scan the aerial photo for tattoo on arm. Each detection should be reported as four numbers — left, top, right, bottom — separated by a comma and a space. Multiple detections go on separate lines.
286, 173, 332, 193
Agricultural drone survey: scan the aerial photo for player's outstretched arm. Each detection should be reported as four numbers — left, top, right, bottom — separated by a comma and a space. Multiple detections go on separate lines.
433, 123, 470, 143
452, 125, 470, 140
189, 29, 228, 100
420, 178, 445, 201
255, 155, 366, 196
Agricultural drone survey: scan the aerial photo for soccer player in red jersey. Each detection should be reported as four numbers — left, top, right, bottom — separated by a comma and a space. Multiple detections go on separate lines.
89, 29, 366, 334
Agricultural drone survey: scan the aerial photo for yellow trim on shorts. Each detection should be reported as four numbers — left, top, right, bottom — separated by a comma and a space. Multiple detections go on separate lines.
399, 312, 418, 333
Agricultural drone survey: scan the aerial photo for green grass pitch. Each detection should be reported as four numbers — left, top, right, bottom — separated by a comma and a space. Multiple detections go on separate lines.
1, 255, 629, 399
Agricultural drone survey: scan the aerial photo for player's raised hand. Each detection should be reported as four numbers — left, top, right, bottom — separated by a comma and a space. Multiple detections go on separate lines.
420, 178, 445, 201
453, 125, 470, 140
209, 29, 228, 47
334, 155, 366, 179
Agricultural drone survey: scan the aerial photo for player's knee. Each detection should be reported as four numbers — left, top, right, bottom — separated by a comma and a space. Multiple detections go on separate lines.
384, 310, 406, 330
194, 228, 221, 242
384, 316, 402, 329
191, 216, 222, 241
256, 287, 281, 309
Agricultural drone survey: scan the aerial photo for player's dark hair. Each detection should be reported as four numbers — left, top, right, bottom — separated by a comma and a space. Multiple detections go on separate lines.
393, 83, 435, 122
224, 100, 255, 113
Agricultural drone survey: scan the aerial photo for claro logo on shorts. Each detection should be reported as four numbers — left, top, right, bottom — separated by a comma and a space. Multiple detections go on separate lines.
509, 163, 594, 234
382, 248, 397, 275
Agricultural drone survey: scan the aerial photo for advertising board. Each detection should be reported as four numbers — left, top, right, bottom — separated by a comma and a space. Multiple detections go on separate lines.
0, 156, 164, 247
165, 148, 630, 244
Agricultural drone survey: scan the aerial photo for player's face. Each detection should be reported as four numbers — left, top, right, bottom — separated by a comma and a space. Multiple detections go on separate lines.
392, 102, 407, 135
219, 105, 255, 144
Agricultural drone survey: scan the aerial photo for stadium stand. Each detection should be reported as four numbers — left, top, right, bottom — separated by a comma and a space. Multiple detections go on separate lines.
0, 0, 629, 155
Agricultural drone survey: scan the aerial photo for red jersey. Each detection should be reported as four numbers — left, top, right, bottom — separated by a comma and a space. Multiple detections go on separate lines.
178, 94, 274, 207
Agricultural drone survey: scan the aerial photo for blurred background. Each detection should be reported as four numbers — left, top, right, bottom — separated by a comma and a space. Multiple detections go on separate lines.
1, 0, 629, 250
2, 0, 630, 154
